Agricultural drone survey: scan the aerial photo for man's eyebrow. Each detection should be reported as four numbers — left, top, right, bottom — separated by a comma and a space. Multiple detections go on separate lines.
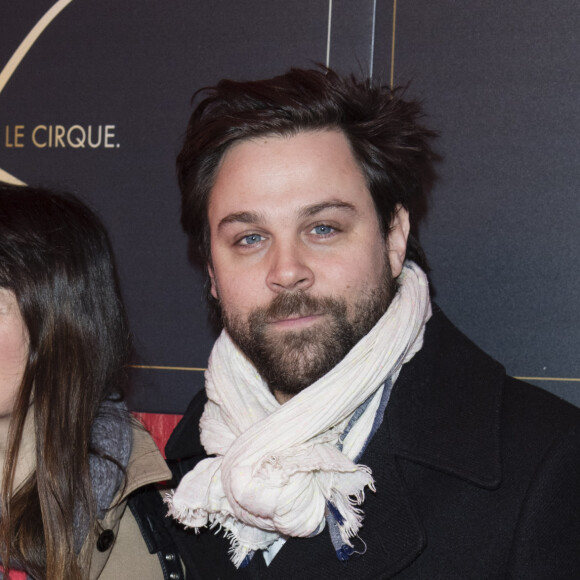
298, 200, 356, 218
217, 211, 264, 231
217, 201, 355, 231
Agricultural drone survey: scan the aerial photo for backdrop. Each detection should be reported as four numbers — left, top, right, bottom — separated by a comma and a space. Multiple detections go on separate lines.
1, 0, 578, 413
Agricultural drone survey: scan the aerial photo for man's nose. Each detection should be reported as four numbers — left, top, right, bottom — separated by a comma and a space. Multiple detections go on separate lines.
265, 242, 314, 293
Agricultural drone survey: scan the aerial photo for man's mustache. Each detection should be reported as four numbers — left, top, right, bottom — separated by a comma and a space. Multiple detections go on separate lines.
252, 292, 346, 324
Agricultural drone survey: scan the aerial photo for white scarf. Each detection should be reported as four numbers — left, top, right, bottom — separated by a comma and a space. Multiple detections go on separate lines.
167, 262, 431, 567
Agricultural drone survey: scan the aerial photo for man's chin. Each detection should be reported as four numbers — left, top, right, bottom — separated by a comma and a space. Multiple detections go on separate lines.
251, 338, 341, 395
264, 357, 324, 400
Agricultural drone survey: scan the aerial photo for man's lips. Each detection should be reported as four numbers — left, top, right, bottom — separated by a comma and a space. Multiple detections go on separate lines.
268, 313, 323, 328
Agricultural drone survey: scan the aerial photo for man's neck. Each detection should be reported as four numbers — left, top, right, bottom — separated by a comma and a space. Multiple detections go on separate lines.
273, 390, 294, 404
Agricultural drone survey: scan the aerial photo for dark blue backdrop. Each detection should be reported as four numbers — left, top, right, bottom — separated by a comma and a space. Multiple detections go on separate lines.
1, 0, 578, 412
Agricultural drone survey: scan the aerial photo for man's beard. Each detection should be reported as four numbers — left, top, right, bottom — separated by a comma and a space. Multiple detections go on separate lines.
221, 260, 398, 399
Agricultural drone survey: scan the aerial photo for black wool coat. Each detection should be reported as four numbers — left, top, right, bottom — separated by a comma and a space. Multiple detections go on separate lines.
165, 308, 580, 579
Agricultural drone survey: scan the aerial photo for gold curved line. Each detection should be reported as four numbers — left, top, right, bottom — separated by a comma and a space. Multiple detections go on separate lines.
0, 0, 74, 95
0, 168, 26, 185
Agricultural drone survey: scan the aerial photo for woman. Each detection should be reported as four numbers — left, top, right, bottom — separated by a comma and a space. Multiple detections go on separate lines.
0, 184, 172, 579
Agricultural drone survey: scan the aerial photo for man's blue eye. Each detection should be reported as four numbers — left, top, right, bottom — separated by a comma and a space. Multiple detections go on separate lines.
313, 225, 333, 235
241, 234, 263, 245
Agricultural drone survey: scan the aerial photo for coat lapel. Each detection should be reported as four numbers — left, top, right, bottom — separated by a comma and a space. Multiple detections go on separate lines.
387, 307, 504, 490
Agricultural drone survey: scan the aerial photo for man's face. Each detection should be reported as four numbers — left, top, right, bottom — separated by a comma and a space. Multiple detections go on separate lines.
207, 129, 409, 402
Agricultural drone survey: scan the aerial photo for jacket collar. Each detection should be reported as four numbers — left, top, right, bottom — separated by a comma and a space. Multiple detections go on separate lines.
386, 306, 504, 489
120, 423, 172, 500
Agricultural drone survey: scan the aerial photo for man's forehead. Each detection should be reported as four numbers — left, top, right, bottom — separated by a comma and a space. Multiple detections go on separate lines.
208, 130, 369, 220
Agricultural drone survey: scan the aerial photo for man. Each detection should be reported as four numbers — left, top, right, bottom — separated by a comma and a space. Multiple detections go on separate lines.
164, 67, 580, 579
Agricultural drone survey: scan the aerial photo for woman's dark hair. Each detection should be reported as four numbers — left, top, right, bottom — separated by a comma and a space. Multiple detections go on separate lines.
177, 66, 438, 280
0, 183, 131, 579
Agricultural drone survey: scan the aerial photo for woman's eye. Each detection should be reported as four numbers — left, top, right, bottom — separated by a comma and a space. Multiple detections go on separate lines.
312, 225, 334, 235
239, 234, 264, 246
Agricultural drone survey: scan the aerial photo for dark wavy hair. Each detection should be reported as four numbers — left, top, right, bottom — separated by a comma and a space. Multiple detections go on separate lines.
0, 184, 131, 579
177, 66, 437, 289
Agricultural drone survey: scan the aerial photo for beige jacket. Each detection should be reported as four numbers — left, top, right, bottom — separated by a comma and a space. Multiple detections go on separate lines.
80, 423, 172, 580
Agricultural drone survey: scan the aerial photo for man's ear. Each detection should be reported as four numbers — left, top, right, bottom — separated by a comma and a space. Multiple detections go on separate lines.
208, 263, 218, 300
386, 205, 410, 278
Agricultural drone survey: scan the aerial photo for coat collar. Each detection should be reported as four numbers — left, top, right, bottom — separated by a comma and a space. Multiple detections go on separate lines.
386, 306, 504, 489
120, 423, 172, 499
